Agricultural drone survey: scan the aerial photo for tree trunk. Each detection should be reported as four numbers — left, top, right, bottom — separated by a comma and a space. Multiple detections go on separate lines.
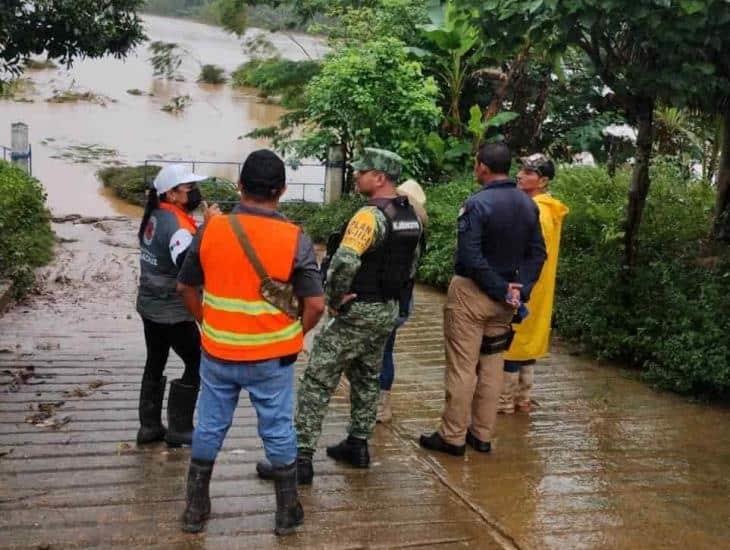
622, 96, 655, 271
484, 46, 530, 120
528, 72, 551, 150
712, 106, 730, 241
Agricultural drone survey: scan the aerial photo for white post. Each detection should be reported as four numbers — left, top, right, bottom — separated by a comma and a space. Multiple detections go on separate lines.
324, 144, 344, 204
11, 122, 31, 174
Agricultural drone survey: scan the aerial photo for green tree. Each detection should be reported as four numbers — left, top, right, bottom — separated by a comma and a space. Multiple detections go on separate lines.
0, 0, 145, 80
488, 0, 729, 270
413, 0, 483, 137
251, 38, 440, 180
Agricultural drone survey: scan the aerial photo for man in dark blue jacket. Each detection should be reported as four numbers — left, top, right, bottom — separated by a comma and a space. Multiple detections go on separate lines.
420, 142, 546, 456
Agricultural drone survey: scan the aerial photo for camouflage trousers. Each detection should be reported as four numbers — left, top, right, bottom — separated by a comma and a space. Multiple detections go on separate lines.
295, 301, 398, 452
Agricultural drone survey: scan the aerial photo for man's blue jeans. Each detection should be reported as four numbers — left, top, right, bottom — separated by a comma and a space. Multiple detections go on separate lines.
192, 353, 296, 467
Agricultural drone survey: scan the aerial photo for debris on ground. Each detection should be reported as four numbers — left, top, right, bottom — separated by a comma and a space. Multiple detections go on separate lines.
63, 387, 90, 398
64, 379, 109, 397
35, 342, 60, 351
26, 401, 71, 429
0, 448, 13, 458
0, 366, 50, 392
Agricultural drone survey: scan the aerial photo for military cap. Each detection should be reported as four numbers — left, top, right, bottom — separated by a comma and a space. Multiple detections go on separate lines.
520, 153, 555, 179
350, 147, 403, 180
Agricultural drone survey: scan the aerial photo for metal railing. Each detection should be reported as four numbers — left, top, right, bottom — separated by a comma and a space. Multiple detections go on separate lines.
1, 146, 10, 162
143, 158, 325, 207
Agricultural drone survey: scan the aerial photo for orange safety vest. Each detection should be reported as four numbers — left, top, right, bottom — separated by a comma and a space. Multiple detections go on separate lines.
158, 202, 197, 234
199, 213, 303, 362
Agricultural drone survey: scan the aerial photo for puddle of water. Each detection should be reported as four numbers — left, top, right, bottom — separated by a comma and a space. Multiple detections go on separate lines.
0, 15, 326, 217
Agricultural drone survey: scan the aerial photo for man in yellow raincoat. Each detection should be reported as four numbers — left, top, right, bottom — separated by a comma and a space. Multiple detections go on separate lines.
499, 154, 569, 413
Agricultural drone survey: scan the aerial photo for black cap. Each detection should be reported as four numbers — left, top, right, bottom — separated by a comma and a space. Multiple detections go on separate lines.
240, 149, 286, 198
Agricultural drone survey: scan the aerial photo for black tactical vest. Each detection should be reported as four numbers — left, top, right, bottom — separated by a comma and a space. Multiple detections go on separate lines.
349, 196, 422, 301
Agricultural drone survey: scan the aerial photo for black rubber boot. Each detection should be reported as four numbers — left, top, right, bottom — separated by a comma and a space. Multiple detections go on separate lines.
181, 458, 214, 533
257, 453, 314, 486
466, 430, 492, 453
270, 462, 304, 536
326, 435, 370, 468
136, 376, 167, 444
419, 431, 466, 456
165, 379, 199, 448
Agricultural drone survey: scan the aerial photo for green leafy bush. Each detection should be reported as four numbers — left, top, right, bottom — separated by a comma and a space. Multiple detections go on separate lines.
551, 166, 730, 397
98, 165, 239, 211
0, 161, 54, 297
198, 64, 226, 84
280, 195, 364, 242
287, 164, 730, 397
232, 58, 321, 109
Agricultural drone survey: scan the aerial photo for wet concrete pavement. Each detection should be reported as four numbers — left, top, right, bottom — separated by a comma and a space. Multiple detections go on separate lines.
2, 218, 730, 549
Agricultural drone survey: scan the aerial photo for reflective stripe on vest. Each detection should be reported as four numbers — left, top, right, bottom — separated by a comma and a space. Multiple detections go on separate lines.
199, 213, 302, 362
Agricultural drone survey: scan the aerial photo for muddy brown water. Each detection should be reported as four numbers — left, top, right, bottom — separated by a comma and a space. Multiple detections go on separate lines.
0, 15, 327, 217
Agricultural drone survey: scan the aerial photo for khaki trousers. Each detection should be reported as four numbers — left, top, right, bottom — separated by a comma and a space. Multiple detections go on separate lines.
439, 276, 514, 445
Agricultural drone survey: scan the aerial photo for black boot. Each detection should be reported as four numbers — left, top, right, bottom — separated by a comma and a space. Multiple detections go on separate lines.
165, 379, 199, 448
181, 458, 214, 533
419, 431, 466, 456
257, 452, 314, 486
270, 462, 304, 536
136, 376, 167, 444
466, 430, 492, 453
326, 435, 369, 468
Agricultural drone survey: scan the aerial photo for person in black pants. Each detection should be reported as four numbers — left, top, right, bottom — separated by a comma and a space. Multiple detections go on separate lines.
136, 164, 219, 446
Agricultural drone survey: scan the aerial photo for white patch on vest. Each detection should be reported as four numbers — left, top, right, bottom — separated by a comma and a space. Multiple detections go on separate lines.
169, 228, 193, 264
391, 220, 421, 231
142, 215, 157, 246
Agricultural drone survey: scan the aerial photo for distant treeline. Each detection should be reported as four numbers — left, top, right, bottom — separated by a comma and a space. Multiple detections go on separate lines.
143, 0, 217, 22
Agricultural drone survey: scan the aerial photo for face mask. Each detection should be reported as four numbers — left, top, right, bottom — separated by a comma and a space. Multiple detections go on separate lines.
185, 187, 203, 211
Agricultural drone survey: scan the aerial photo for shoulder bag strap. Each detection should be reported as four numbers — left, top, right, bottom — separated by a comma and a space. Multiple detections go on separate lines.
227, 214, 269, 281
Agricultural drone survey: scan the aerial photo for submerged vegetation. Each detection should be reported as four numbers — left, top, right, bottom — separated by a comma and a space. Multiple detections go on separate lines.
198, 64, 227, 84
161, 95, 192, 113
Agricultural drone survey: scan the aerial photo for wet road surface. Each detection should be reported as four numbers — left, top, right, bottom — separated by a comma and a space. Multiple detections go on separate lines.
1, 219, 730, 548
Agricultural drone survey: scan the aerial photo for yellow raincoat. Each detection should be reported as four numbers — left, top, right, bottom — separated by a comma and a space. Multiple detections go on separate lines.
504, 193, 569, 361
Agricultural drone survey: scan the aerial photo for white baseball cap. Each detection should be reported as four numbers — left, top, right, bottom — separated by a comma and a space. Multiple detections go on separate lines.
153, 164, 208, 194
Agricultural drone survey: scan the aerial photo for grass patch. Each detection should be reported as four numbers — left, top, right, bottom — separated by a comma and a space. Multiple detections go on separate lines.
0, 161, 54, 298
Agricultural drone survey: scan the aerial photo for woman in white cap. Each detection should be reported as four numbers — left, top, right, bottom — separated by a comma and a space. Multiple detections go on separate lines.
377, 179, 428, 423
136, 164, 220, 447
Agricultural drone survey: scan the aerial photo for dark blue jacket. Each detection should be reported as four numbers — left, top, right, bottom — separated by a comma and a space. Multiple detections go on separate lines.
454, 179, 546, 303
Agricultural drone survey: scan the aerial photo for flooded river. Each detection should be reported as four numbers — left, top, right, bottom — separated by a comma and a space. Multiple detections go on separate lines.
0, 15, 327, 217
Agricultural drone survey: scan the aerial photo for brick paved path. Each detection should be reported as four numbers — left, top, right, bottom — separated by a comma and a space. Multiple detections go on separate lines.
1, 217, 729, 549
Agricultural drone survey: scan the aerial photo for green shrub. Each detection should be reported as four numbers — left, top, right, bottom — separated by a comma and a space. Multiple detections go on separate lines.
280, 194, 365, 242
288, 164, 730, 398
551, 165, 730, 397
198, 64, 226, 84
0, 161, 54, 297
98, 165, 239, 211
231, 59, 321, 109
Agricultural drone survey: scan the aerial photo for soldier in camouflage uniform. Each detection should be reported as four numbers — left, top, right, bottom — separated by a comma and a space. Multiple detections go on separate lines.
259, 148, 422, 484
